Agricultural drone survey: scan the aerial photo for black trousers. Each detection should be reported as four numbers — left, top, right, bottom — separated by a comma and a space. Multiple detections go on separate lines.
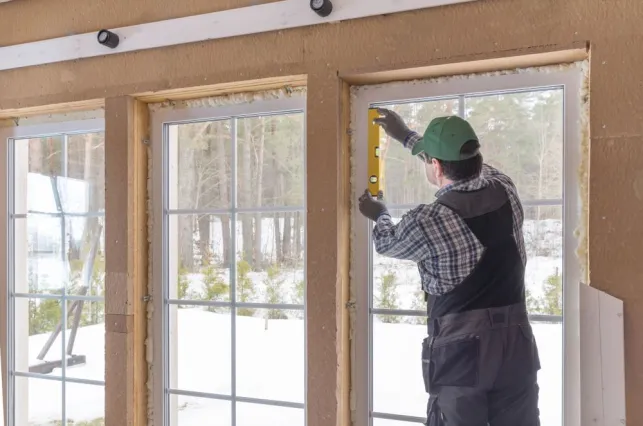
422, 303, 541, 426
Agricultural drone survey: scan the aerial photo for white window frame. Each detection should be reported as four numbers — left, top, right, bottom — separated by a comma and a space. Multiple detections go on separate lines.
350, 67, 585, 426
150, 94, 308, 426
0, 118, 107, 425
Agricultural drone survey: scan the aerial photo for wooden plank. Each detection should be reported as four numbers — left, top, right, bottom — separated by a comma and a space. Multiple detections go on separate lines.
135, 75, 307, 103
0, 0, 478, 72
598, 291, 626, 425
341, 47, 588, 85
0, 99, 104, 120
338, 79, 352, 426
104, 96, 148, 426
306, 70, 343, 426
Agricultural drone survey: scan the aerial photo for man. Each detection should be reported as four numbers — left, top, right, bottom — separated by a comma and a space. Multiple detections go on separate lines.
359, 109, 541, 426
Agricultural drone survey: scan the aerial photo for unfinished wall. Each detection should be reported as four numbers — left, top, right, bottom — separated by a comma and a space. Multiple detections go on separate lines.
1, 0, 643, 424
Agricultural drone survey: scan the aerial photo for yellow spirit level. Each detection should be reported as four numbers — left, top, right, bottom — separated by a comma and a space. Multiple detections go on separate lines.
367, 108, 383, 198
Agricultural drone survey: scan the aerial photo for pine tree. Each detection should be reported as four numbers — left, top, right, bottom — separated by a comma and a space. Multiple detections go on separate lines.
376, 271, 401, 323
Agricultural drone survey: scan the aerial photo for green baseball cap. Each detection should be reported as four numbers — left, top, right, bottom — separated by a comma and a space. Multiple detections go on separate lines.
412, 116, 480, 161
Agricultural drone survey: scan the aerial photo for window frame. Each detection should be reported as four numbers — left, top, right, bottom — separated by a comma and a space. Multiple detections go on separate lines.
350, 67, 585, 426
0, 118, 107, 425
150, 94, 308, 426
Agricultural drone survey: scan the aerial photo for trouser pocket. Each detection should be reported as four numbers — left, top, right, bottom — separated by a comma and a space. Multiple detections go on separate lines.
421, 337, 433, 394
425, 395, 446, 426
518, 324, 541, 372
431, 334, 480, 387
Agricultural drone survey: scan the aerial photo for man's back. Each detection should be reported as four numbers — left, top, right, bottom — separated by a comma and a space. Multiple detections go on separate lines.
373, 159, 527, 317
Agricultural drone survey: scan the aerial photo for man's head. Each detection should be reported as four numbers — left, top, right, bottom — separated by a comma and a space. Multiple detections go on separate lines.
412, 116, 483, 187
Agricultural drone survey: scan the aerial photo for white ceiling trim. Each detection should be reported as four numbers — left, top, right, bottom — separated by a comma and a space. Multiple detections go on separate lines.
0, 0, 477, 72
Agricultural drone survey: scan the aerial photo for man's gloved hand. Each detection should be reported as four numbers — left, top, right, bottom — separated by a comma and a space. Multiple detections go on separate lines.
359, 189, 388, 222
373, 108, 413, 143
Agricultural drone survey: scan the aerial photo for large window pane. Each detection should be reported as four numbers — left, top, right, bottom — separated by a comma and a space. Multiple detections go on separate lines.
376, 99, 458, 205
18, 204, 105, 296
524, 205, 563, 316
465, 89, 564, 200
16, 376, 63, 425
236, 309, 304, 403
15, 136, 64, 215
533, 322, 563, 426
171, 305, 231, 394
372, 209, 423, 312
236, 403, 304, 426
16, 134, 105, 215
64, 132, 105, 213
65, 300, 105, 381
174, 396, 230, 425
170, 120, 233, 211
66, 383, 105, 424
372, 315, 426, 419
374, 419, 424, 426
235, 213, 304, 306
170, 214, 232, 302
236, 113, 304, 208
17, 297, 63, 377
21, 216, 65, 295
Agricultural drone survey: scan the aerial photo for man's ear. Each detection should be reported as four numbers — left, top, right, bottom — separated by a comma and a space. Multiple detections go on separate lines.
431, 158, 443, 178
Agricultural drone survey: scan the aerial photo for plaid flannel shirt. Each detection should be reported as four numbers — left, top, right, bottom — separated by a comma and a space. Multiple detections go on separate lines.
372, 132, 526, 296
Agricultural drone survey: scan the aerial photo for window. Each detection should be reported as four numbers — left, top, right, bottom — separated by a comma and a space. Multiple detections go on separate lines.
351, 67, 584, 426
150, 94, 307, 425
1, 119, 106, 425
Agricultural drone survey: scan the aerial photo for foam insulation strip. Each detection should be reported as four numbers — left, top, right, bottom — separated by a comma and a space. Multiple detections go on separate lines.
0, 108, 105, 128
347, 60, 590, 418
146, 141, 155, 426
148, 86, 306, 112
145, 85, 307, 425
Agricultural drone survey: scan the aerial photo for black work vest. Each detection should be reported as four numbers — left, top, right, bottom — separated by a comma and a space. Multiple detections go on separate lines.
427, 181, 526, 319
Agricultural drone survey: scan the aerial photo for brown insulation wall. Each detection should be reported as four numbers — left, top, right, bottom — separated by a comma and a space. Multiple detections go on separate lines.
1, 0, 643, 424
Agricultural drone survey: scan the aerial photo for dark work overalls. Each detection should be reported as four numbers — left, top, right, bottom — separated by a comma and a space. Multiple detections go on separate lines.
422, 181, 541, 426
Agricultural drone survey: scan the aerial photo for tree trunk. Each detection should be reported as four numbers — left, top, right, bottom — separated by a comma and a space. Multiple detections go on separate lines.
198, 215, 211, 266
241, 120, 253, 266
178, 126, 196, 271
220, 216, 231, 267
283, 213, 292, 264
215, 128, 231, 267
253, 117, 265, 270
274, 213, 282, 263
294, 211, 302, 262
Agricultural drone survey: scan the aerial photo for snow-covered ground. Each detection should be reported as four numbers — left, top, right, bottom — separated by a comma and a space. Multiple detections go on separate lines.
23, 309, 561, 426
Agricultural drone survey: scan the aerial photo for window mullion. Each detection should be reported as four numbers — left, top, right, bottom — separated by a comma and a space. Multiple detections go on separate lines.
230, 117, 238, 426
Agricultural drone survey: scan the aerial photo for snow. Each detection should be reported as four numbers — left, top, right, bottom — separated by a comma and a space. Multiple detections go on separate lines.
24, 310, 562, 426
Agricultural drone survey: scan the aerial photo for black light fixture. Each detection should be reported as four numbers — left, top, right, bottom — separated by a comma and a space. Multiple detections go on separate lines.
310, 0, 332, 17
97, 29, 119, 49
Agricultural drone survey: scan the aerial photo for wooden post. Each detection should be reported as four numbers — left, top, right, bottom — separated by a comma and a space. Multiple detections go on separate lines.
104, 96, 149, 426
305, 71, 351, 426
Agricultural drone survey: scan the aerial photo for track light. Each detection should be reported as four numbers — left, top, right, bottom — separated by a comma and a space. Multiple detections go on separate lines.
310, 0, 332, 17
97, 29, 119, 49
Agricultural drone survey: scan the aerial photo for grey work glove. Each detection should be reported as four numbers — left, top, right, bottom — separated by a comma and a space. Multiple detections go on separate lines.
373, 108, 413, 143
358, 189, 388, 222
